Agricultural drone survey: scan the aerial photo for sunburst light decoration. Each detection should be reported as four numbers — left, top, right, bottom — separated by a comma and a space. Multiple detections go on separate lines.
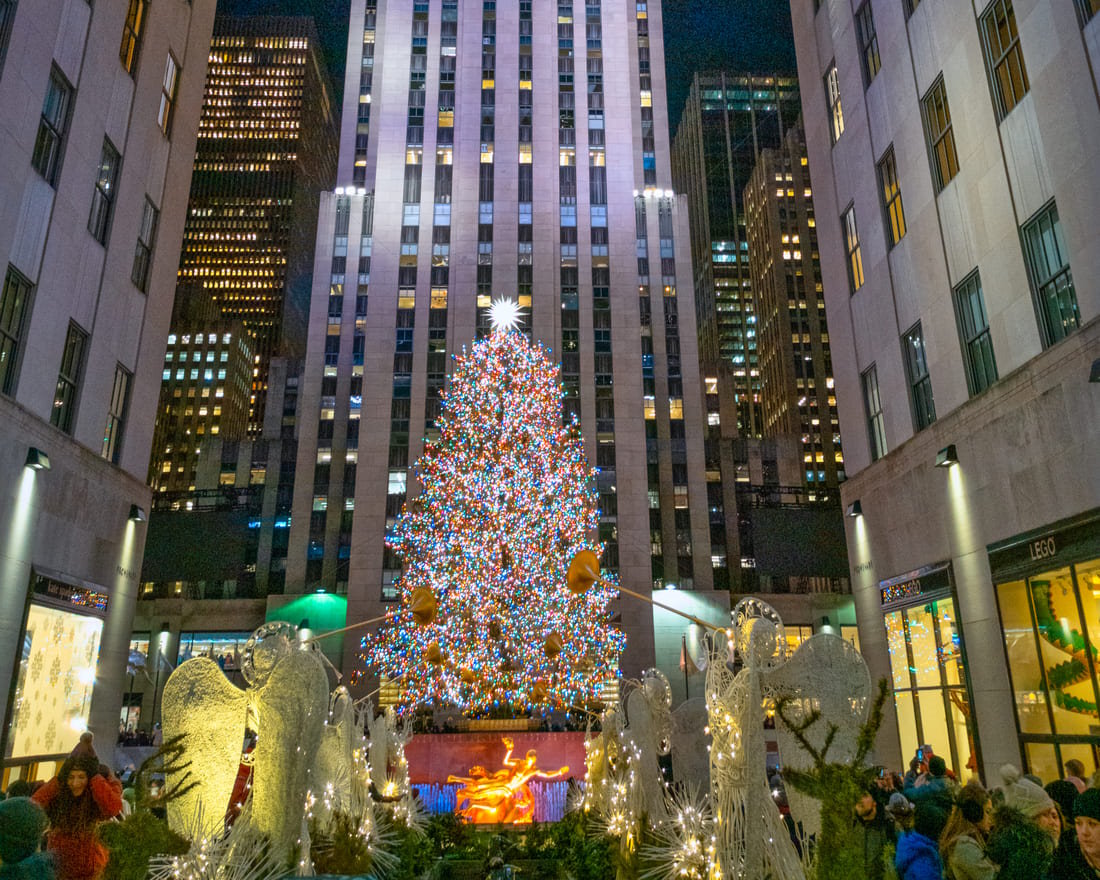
488, 296, 524, 332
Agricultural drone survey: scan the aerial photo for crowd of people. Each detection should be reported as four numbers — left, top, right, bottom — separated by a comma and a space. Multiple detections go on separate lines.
849, 745, 1100, 880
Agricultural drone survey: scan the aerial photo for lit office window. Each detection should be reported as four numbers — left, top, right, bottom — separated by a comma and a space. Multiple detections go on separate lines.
922, 76, 959, 192
119, 0, 146, 74
877, 147, 906, 247
158, 54, 180, 134
842, 205, 864, 292
856, 3, 881, 85
980, 0, 1029, 119
862, 364, 887, 461
824, 62, 844, 144
88, 139, 120, 245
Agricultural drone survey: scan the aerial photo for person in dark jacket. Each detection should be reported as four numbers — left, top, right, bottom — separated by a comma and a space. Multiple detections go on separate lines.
986, 804, 1053, 880
854, 786, 896, 880
906, 756, 956, 844
1049, 788, 1100, 880
895, 799, 945, 880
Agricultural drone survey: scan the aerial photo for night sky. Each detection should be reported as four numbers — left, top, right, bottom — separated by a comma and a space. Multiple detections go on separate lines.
216, 0, 797, 136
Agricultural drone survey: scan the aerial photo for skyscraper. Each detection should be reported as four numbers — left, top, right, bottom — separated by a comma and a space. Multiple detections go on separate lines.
744, 121, 843, 489
0, 0, 215, 773
792, 0, 1100, 780
287, 0, 717, 687
174, 16, 337, 434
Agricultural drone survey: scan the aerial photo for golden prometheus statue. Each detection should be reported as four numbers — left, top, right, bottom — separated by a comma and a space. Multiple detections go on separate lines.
448, 736, 569, 824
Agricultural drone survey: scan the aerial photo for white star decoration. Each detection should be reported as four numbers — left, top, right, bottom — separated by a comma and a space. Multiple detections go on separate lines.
488, 297, 524, 331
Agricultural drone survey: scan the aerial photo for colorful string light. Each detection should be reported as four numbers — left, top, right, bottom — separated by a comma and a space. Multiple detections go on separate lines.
362, 327, 625, 712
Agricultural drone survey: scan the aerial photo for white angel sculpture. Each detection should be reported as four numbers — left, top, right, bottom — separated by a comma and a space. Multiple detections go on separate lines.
705, 598, 805, 880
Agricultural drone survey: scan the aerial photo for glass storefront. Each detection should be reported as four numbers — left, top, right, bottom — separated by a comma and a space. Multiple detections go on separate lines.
176, 631, 252, 670
991, 512, 1100, 782
880, 563, 978, 782
6, 574, 109, 771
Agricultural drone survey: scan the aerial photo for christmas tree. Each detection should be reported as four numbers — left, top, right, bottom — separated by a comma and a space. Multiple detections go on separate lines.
364, 301, 624, 713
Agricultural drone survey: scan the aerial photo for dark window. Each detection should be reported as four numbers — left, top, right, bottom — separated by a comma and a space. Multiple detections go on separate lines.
51, 322, 88, 433
862, 364, 887, 461
32, 67, 72, 186
841, 204, 864, 292
980, 0, 1029, 119
131, 197, 158, 292
0, 265, 32, 395
0, 0, 16, 72
88, 139, 121, 245
952, 270, 998, 396
1075, 0, 1100, 25
824, 62, 844, 144
120, 0, 146, 74
877, 147, 906, 247
904, 0, 921, 17
101, 364, 131, 463
1021, 201, 1079, 346
856, 3, 881, 85
901, 323, 936, 430
921, 76, 959, 192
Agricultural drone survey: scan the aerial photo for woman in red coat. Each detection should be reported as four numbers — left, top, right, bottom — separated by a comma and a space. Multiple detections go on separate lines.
32, 733, 122, 880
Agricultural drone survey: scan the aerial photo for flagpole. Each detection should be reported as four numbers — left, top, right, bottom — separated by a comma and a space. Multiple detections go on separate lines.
681, 633, 689, 700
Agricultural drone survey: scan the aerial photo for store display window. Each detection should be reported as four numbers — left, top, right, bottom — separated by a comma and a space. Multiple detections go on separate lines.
880, 563, 977, 782
5, 574, 108, 764
176, 631, 252, 670
995, 557, 1100, 782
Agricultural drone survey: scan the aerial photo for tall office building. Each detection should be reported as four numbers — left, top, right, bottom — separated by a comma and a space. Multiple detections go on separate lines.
174, 16, 337, 434
286, 0, 717, 689
744, 121, 843, 489
671, 72, 801, 440
0, 0, 215, 777
792, 0, 1100, 780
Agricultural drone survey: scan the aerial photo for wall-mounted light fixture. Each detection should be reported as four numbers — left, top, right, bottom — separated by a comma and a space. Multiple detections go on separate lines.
298, 618, 312, 642
845, 500, 862, 518
1090, 358, 1100, 383
25, 447, 51, 471
935, 444, 959, 468
128, 504, 147, 522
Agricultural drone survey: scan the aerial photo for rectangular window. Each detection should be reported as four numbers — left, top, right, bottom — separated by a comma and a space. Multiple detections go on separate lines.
51, 322, 88, 434
88, 139, 120, 245
1021, 202, 1079, 345
32, 67, 72, 186
862, 365, 887, 461
877, 147, 906, 247
119, 0, 146, 74
904, 0, 921, 17
101, 364, 131, 463
0, 266, 32, 395
158, 54, 179, 135
824, 62, 844, 144
922, 76, 959, 192
131, 197, 158, 292
0, 0, 16, 71
902, 322, 936, 430
842, 204, 864, 292
952, 270, 998, 396
1075, 0, 1100, 25
980, 0, 1029, 119
856, 3, 881, 85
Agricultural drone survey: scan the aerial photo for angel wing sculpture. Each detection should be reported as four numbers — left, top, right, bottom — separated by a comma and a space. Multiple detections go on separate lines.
761, 632, 873, 855
705, 599, 805, 880
161, 622, 329, 862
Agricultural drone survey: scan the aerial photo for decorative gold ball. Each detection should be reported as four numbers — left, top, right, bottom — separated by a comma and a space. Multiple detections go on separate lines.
544, 631, 564, 658
459, 667, 478, 684
531, 679, 549, 703
566, 549, 601, 594
424, 642, 443, 665
409, 587, 438, 626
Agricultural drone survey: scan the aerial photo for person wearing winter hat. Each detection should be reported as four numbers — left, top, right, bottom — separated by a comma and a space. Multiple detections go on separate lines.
998, 763, 1061, 845
895, 799, 946, 880
1048, 778, 1080, 820
0, 796, 55, 880
886, 792, 915, 830
32, 733, 122, 880
1049, 787, 1100, 880
940, 780, 996, 880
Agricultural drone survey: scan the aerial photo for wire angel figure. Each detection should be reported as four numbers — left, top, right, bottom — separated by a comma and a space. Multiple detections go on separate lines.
705, 598, 805, 880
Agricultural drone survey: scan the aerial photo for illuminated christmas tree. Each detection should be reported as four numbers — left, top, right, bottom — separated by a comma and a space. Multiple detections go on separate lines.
364, 300, 624, 713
